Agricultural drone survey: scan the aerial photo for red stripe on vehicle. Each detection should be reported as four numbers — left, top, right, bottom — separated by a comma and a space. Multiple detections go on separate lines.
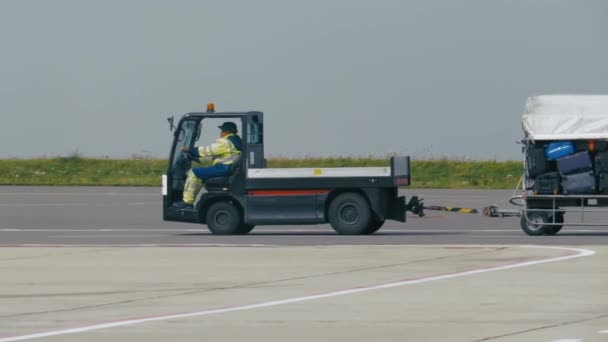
248, 190, 330, 196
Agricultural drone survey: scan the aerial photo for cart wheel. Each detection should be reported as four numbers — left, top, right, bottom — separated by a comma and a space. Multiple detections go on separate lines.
205, 201, 242, 235
235, 224, 255, 235
543, 212, 564, 235
363, 220, 385, 235
520, 210, 549, 236
328, 192, 372, 235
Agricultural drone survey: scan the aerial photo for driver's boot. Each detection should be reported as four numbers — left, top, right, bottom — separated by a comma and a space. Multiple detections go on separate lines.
173, 171, 203, 209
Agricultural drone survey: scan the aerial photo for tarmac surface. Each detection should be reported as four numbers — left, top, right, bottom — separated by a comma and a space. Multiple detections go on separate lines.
1, 186, 608, 341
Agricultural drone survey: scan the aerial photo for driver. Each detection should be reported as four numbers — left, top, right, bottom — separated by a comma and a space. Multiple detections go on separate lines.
172, 121, 242, 209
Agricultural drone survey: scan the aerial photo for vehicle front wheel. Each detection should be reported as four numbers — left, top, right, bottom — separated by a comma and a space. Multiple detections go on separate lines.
328, 192, 372, 235
520, 210, 549, 236
235, 224, 255, 235
543, 212, 564, 235
205, 201, 242, 235
363, 220, 385, 235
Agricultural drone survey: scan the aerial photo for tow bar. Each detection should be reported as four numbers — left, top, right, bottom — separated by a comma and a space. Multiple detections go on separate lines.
406, 196, 523, 218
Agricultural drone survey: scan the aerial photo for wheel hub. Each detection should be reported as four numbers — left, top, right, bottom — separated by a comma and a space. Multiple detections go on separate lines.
527, 214, 544, 231
339, 204, 360, 225
215, 211, 230, 226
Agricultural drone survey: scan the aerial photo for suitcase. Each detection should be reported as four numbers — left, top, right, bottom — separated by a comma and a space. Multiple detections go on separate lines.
598, 173, 608, 194
557, 151, 593, 175
595, 151, 608, 174
545, 141, 574, 160
562, 171, 596, 195
574, 140, 590, 152
533, 172, 561, 195
596, 140, 608, 152
526, 147, 548, 178
576, 140, 608, 154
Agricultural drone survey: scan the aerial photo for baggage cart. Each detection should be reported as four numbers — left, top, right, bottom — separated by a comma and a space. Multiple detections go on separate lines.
519, 95, 608, 235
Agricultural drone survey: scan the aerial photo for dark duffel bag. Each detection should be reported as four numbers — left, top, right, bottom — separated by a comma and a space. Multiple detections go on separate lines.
598, 173, 608, 194
533, 172, 561, 195
557, 151, 593, 175
526, 147, 548, 178
596, 140, 608, 152
595, 151, 608, 174
573, 140, 589, 152
562, 171, 596, 195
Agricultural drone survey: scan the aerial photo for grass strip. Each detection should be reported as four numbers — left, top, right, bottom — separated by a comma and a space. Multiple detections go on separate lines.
0, 157, 522, 189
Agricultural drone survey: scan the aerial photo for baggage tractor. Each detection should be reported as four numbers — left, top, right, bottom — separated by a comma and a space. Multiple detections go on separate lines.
533, 172, 561, 195
526, 147, 548, 178
546, 141, 574, 160
595, 151, 608, 174
562, 171, 596, 195
598, 173, 608, 194
557, 151, 593, 175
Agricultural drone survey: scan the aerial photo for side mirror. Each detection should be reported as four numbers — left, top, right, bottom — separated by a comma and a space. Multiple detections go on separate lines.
167, 116, 176, 131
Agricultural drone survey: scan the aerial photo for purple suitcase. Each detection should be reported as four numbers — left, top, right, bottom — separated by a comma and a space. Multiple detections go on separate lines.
562, 171, 596, 195
557, 151, 593, 175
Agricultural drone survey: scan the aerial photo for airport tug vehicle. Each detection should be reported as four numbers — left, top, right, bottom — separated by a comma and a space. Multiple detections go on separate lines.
162, 105, 423, 235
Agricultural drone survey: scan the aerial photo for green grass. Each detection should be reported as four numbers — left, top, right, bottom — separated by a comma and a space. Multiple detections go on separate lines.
0, 157, 523, 188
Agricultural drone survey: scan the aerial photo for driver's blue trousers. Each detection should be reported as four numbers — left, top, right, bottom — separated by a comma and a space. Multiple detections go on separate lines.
183, 164, 231, 204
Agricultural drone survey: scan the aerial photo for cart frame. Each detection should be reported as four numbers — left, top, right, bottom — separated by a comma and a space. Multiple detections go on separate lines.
520, 140, 608, 235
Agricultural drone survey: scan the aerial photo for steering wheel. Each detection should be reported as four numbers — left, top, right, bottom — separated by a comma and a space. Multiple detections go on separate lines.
181, 149, 202, 164
171, 150, 192, 176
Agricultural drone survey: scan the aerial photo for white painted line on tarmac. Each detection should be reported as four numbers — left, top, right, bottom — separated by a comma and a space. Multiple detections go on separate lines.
0, 193, 157, 196
599, 330, 608, 333
0, 203, 90, 207
48, 235, 170, 238
552, 339, 582, 342
0, 245, 595, 342
0, 243, 280, 248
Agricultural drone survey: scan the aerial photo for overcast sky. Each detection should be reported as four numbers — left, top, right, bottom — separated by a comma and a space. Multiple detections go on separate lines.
1, 0, 607, 160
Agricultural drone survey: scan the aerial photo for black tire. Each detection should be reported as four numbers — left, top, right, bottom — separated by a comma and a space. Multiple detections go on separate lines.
205, 201, 242, 235
363, 220, 385, 235
543, 212, 564, 235
520, 210, 549, 236
328, 192, 372, 235
235, 224, 255, 235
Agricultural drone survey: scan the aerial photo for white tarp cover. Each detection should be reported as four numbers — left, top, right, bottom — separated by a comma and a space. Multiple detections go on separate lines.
522, 95, 608, 140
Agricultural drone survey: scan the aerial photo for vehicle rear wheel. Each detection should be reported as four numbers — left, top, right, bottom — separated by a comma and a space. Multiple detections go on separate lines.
205, 201, 242, 235
363, 220, 385, 235
543, 212, 564, 235
235, 224, 255, 235
328, 193, 372, 235
520, 210, 549, 236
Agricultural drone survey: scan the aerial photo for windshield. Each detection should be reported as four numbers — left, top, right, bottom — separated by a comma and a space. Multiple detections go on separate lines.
172, 120, 198, 166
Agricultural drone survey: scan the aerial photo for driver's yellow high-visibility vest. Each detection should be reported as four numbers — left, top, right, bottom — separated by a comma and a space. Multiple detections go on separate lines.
196, 134, 241, 165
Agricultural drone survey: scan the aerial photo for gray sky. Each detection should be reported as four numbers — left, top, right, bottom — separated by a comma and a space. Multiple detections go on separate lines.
1, 0, 607, 160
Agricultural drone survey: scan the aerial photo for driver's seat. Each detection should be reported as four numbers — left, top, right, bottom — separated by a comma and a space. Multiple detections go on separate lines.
204, 158, 243, 192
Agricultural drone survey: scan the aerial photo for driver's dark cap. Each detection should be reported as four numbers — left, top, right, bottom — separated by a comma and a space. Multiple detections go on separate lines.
218, 121, 237, 133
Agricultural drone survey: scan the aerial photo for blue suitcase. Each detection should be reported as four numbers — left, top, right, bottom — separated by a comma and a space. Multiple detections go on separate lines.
557, 151, 593, 175
562, 171, 596, 195
546, 141, 574, 160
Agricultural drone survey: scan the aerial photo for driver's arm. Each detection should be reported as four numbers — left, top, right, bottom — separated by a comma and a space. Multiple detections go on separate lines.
189, 139, 227, 159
